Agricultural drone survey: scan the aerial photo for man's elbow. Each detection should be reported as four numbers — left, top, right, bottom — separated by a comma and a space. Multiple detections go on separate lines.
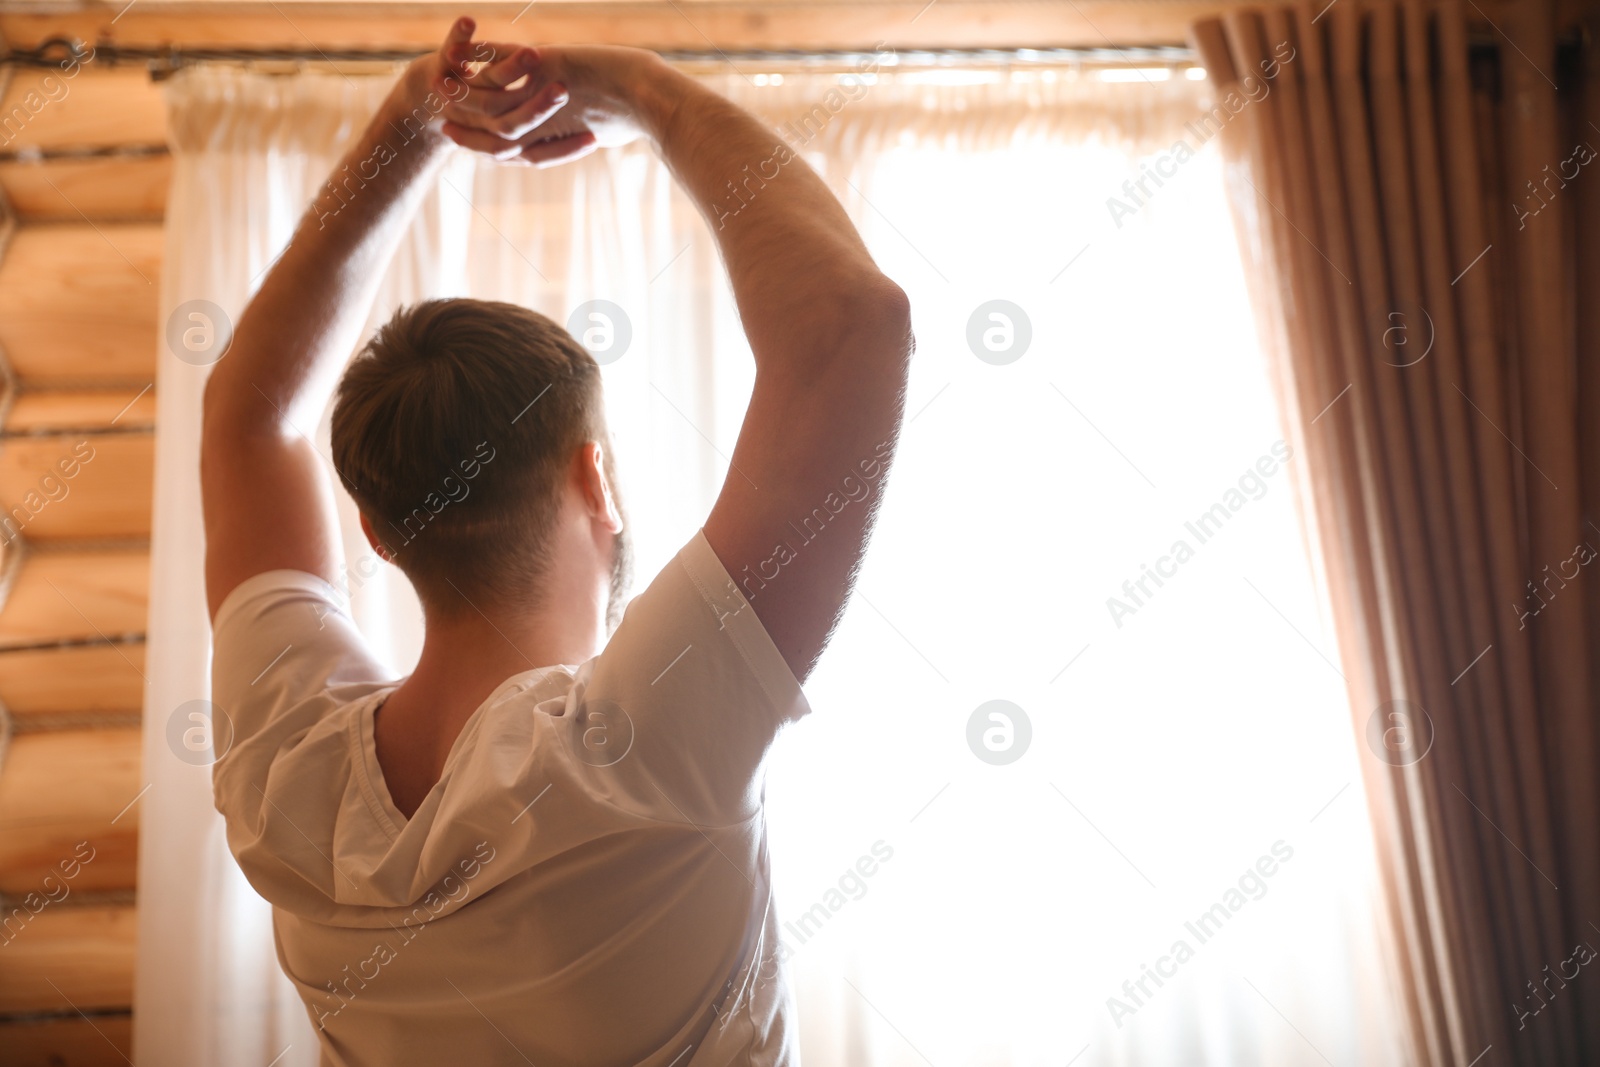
840, 275, 915, 367
201, 372, 292, 455
873, 278, 914, 353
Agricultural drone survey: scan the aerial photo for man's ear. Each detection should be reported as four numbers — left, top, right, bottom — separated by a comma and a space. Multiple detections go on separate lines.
358, 512, 397, 562
578, 441, 624, 535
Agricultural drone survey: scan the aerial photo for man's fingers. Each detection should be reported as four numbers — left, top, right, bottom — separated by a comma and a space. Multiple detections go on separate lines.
500, 82, 570, 137
475, 46, 536, 90
444, 82, 569, 139
439, 71, 559, 125
448, 43, 539, 90
439, 122, 529, 161
518, 131, 599, 169
440, 17, 476, 53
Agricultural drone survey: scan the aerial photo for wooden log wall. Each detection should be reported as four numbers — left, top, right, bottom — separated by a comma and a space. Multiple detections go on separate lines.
0, 27, 159, 1065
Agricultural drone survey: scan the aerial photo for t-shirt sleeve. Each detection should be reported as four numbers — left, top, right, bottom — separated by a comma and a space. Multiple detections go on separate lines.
568, 529, 812, 828
210, 571, 391, 804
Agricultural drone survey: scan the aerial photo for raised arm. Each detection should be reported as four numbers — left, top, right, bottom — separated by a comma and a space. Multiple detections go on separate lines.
200, 21, 577, 619
654, 69, 913, 682
443, 48, 914, 680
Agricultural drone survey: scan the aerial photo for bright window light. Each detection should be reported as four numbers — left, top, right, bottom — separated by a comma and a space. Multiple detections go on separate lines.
744, 102, 1397, 1065
1099, 66, 1174, 82
898, 69, 1006, 86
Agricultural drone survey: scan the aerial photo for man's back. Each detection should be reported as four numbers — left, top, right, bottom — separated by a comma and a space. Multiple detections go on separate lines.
213, 532, 808, 1065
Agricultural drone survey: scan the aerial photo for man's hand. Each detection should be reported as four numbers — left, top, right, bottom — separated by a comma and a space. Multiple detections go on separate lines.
392, 17, 492, 123
433, 43, 671, 166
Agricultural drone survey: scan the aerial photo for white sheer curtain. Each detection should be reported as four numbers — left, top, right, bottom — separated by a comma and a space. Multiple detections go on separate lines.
144, 71, 436, 1067
144, 64, 731, 1066
144, 62, 1404, 1066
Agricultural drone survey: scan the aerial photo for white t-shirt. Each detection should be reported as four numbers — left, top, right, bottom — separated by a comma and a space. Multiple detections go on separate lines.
211, 530, 811, 1067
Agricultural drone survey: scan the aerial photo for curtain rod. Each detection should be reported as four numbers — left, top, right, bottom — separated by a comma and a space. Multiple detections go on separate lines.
1, 38, 1198, 76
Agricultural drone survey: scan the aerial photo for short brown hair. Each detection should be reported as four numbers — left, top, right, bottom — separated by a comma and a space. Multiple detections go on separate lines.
331, 298, 609, 615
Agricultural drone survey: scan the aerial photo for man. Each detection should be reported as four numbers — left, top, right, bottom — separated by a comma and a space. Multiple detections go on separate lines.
201, 18, 912, 1067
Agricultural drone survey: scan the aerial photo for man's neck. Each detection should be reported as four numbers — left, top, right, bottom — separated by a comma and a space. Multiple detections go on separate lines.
406, 603, 604, 712
372, 603, 605, 818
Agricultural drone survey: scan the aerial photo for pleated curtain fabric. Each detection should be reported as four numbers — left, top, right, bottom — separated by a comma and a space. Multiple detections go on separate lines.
1189, 2, 1600, 1064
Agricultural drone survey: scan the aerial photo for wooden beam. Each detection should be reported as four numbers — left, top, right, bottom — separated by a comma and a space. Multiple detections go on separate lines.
1, 1, 1246, 52
0, 1013, 133, 1065
0, 728, 140, 895
0, 223, 160, 387
0, 155, 171, 222
0, 547, 148, 650
0, 68, 166, 151
0, 643, 145, 718
0, 0, 1564, 54
0, 904, 136, 1014
5, 389, 156, 433
0, 432, 155, 541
